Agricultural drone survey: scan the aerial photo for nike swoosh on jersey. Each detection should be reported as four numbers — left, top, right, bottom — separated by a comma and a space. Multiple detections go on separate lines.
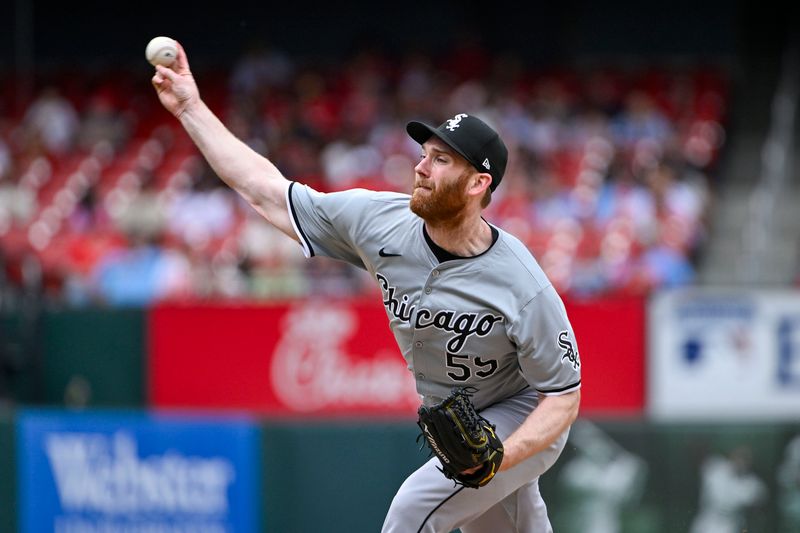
379, 247, 402, 257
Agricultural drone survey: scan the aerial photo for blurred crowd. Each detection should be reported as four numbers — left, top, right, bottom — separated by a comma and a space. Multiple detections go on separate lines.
0, 42, 729, 307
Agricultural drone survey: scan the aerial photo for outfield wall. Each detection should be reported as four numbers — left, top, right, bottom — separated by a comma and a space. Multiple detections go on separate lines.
2, 289, 800, 532
4, 414, 800, 533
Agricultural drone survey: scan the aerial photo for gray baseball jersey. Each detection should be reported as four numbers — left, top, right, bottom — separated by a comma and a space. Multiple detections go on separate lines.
286, 183, 581, 411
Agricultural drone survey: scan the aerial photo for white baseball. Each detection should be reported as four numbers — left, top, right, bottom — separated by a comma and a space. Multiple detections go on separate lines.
145, 36, 178, 67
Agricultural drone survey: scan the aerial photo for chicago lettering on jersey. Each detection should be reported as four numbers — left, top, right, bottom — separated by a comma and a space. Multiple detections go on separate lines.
377, 273, 504, 353
377, 273, 416, 322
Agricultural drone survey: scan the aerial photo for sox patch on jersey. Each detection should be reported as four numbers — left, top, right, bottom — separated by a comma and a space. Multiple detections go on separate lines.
286, 182, 581, 410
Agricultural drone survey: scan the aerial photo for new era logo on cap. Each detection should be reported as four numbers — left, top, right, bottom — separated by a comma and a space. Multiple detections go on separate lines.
406, 113, 508, 192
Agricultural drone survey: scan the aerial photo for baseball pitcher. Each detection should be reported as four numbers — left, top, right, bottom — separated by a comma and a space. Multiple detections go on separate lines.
152, 41, 581, 533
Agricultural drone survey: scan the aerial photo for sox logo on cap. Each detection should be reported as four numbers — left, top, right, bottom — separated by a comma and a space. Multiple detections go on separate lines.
445, 113, 469, 131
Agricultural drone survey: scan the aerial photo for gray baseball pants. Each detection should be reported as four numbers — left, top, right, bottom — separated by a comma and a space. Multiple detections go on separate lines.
382, 389, 569, 533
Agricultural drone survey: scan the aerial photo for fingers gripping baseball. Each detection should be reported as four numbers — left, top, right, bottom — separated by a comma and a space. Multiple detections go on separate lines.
151, 41, 199, 118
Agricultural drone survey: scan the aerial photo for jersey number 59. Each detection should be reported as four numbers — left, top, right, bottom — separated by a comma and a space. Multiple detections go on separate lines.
446, 353, 498, 382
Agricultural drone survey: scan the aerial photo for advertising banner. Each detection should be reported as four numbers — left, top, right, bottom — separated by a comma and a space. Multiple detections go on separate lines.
564, 296, 645, 415
150, 296, 645, 417
17, 410, 260, 533
150, 299, 421, 417
649, 288, 800, 420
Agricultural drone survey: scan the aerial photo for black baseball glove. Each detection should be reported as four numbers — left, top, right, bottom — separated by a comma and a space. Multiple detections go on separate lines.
417, 387, 504, 489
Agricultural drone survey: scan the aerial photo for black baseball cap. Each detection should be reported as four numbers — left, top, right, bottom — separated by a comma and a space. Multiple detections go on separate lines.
406, 113, 508, 191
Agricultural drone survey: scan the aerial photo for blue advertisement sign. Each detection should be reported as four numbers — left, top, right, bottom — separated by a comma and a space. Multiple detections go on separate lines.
17, 410, 260, 533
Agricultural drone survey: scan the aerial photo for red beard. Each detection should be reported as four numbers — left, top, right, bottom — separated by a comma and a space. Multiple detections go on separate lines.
409, 171, 471, 224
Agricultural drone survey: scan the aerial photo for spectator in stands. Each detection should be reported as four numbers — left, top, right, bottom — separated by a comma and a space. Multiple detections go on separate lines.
236, 209, 309, 298
645, 158, 709, 251
78, 92, 132, 152
320, 130, 383, 190
19, 86, 80, 156
90, 230, 190, 306
0, 143, 36, 234
633, 240, 696, 289
594, 155, 655, 235
110, 167, 168, 242
0, 45, 725, 303
166, 164, 236, 252
610, 90, 673, 149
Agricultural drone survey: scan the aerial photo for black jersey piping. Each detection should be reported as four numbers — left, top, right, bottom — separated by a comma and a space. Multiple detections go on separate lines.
416, 486, 466, 533
537, 380, 581, 394
288, 182, 315, 257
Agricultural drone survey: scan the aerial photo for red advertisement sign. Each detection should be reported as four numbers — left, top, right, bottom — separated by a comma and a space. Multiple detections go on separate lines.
149, 296, 644, 417
565, 296, 645, 416
149, 299, 420, 417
